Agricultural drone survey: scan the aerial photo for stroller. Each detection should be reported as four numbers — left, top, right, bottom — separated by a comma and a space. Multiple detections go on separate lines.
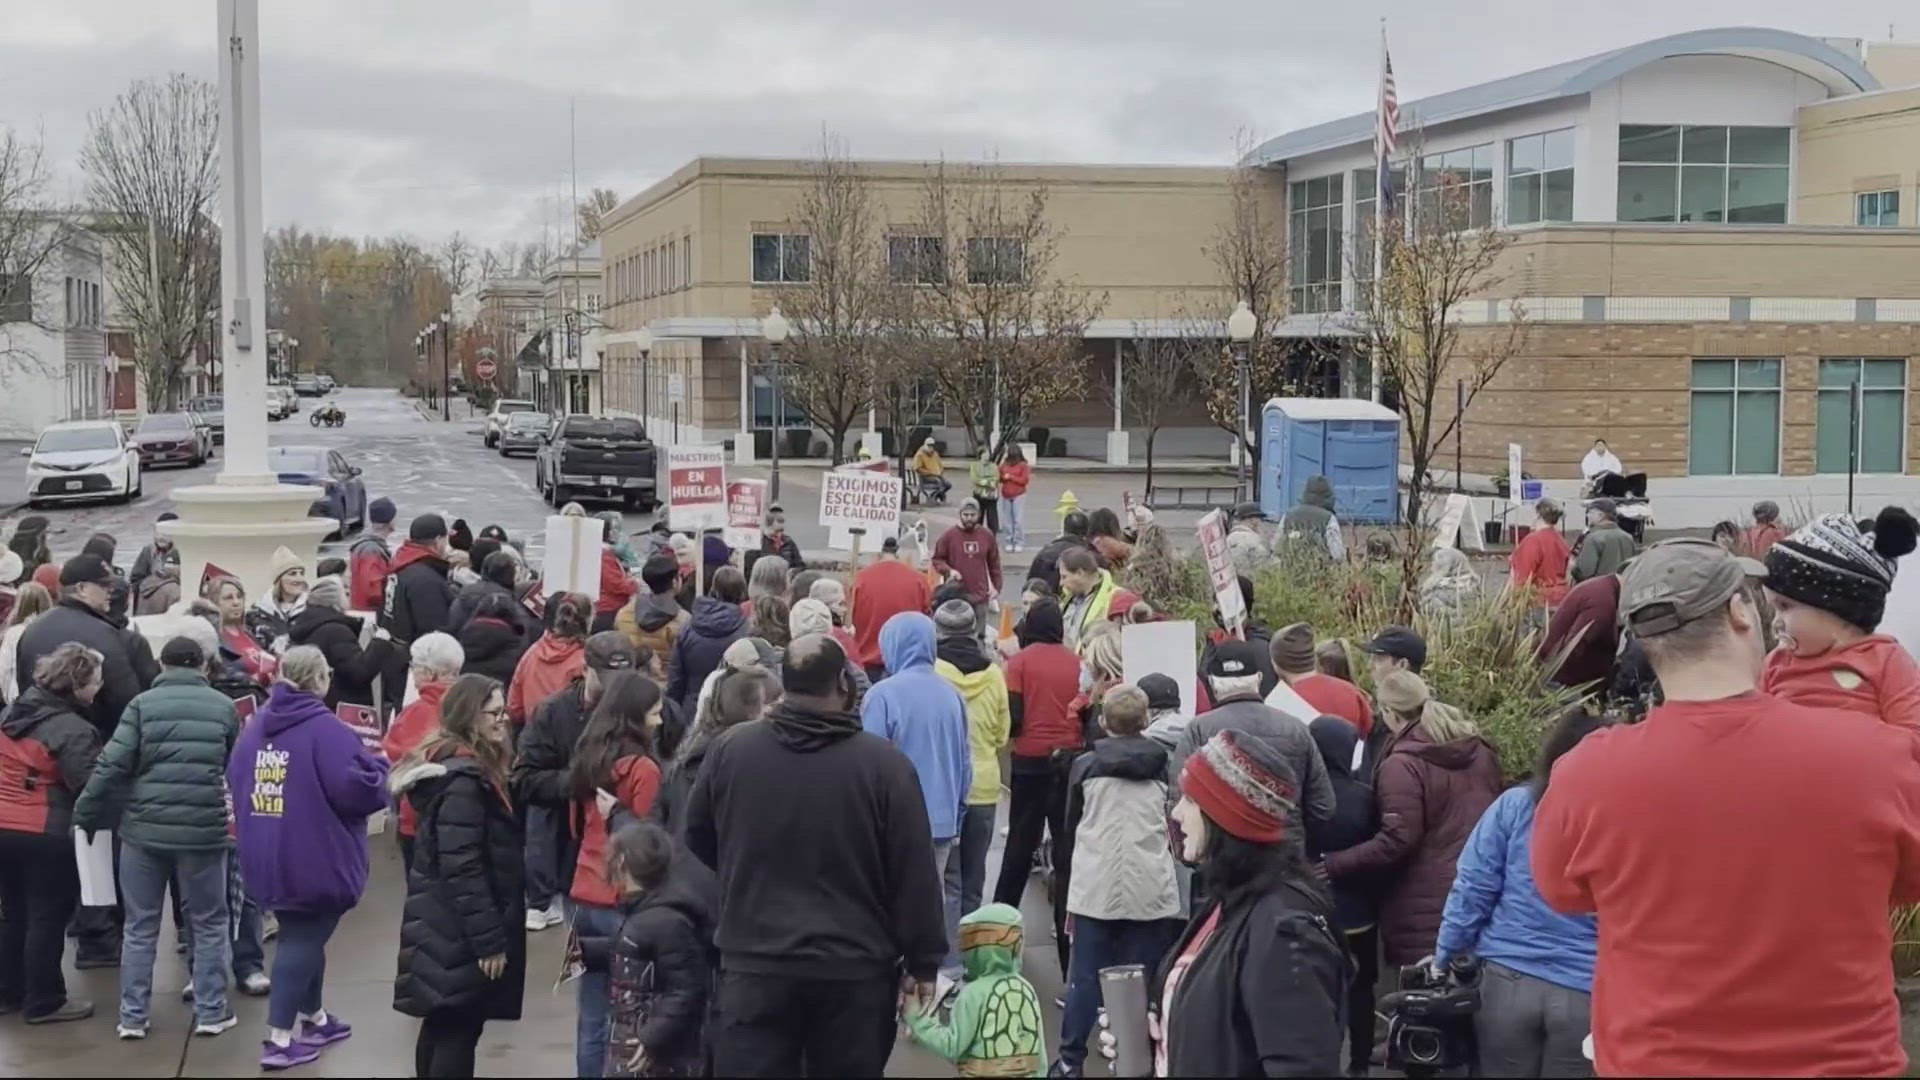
1584, 470, 1652, 542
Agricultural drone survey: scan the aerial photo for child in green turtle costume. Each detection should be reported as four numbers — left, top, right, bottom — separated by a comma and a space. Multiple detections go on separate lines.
905, 902, 1048, 1078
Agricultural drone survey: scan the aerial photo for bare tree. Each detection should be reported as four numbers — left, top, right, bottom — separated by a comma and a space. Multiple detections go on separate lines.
440, 231, 475, 295
81, 73, 220, 410
1098, 328, 1201, 492
0, 125, 68, 372
575, 187, 621, 243
1190, 137, 1290, 470
910, 160, 1105, 454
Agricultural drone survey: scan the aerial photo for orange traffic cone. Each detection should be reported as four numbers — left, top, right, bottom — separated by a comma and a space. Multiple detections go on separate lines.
998, 603, 1015, 641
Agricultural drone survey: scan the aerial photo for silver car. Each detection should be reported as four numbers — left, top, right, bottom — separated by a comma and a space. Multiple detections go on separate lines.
497, 411, 549, 457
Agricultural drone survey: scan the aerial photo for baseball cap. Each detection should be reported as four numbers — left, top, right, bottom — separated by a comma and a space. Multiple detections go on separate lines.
1360, 626, 1427, 672
584, 631, 637, 671
1618, 537, 1766, 637
1203, 640, 1262, 680
59, 553, 114, 588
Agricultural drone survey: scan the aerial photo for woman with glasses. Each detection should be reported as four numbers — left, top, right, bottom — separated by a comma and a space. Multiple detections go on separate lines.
391, 673, 527, 1078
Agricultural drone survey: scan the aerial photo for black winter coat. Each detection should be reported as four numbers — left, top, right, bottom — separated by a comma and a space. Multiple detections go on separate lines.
1306, 716, 1383, 934
392, 754, 527, 1020
457, 615, 530, 686
384, 545, 458, 645
447, 579, 539, 645
510, 681, 590, 889
287, 604, 395, 710
15, 599, 159, 738
664, 598, 745, 716
1027, 533, 1097, 594
607, 858, 718, 1078
1156, 877, 1347, 1077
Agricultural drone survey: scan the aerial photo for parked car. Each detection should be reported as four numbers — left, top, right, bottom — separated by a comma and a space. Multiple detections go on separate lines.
267, 385, 296, 420
535, 414, 658, 510
25, 420, 142, 508
187, 395, 227, 444
316, 374, 336, 392
291, 375, 324, 396
497, 410, 548, 457
483, 398, 537, 448
268, 444, 367, 536
132, 412, 214, 468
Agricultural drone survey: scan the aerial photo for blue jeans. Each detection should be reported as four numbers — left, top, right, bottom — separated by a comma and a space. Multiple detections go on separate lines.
1002, 493, 1025, 548
944, 804, 997, 972
572, 902, 624, 1078
526, 805, 559, 909
120, 843, 230, 1027
1058, 916, 1182, 1070
268, 909, 341, 1030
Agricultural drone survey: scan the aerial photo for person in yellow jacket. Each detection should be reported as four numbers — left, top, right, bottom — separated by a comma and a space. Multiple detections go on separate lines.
1058, 548, 1119, 649
931, 598, 1011, 991
913, 438, 952, 502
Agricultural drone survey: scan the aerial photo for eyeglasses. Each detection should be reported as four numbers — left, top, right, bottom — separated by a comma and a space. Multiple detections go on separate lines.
481, 706, 509, 719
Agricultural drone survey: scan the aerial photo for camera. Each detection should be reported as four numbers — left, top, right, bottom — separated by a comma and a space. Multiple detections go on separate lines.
1380, 954, 1483, 1077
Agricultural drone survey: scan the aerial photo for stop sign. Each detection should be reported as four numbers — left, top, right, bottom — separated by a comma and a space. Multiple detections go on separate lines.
475, 358, 497, 382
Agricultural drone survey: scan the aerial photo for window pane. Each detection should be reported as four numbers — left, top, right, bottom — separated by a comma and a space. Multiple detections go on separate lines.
1693, 358, 1735, 388
783, 235, 810, 282
1739, 357, 1781, 386
1471, 182, 1492, 228
1543, 128, 1575, 171
1307, 175, 1327, 206
1509, 135, 1542, 175
1691, 391, 1735, 474
1728, 126, 1790, 165
1734, 390, 1780, 473
1679, 165, 1725, 223
1863, 391, 1906, 472
1681, 125, 1728, 164
752, 234, 780, 282
1620, 124, 1680, 163
1508, 175, 1542, 225
1858, 192, 1879, 226
1326, 173, 1343, 201
1889, 190, 1902, 225
1727, 166, 1787, 223
1354, 167, 1376, 198
1618, 165, 1677, 221
1866, 358, 1907, 388
1817, 389, 1853, 473
1543, 168, 1575, 222
1819, 358, 1861, 388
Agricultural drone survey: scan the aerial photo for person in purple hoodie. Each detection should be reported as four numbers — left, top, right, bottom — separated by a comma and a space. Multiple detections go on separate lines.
226, 644, 390, 1071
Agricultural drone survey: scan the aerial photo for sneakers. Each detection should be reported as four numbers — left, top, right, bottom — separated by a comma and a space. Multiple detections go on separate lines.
260, 1040, 321, 1071
525, 902, 565, 931
239, 971, 272, 997
194, 1011, 239, 1037
261, 911, 279, 941
117, 1023, 148, 1040
180, 979, 194, 1002
297, 1014, 352, 1047
25, 1000, 94, 1024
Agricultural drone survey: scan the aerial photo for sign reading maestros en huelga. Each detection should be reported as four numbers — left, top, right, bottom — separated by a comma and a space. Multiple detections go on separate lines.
820, 470, 903, 535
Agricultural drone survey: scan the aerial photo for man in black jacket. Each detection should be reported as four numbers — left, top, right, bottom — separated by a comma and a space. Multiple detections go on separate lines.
686, 633, 945, 1077
383, 514, 458, 646
287, 576, 395, 709
510, 632, 636, 930
1027, 510, 1098, 594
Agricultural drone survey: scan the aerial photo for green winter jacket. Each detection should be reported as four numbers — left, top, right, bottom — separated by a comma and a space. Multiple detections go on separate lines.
74, 668, 239, 851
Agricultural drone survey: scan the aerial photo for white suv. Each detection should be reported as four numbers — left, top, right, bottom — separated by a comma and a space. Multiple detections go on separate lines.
484, 399, 537, 448
25, 420, 142, 507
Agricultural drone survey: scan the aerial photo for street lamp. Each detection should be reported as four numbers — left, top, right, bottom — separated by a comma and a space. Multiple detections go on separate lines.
439, 311, 452, 421
634, 325, 654, 423
761, 307, 791, 502
1227, 300, 1256, 501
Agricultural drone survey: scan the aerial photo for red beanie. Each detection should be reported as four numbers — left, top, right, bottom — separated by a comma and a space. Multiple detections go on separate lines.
1180, 731, 1297, 844
31, 562, 59, 594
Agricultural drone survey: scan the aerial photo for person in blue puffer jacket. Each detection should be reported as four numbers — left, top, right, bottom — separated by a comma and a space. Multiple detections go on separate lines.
1435, 707, 1606, 1078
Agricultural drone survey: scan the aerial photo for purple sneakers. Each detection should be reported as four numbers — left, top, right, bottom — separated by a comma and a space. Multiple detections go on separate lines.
260, 1039, 321, 1070
297, 1014, 352, 1047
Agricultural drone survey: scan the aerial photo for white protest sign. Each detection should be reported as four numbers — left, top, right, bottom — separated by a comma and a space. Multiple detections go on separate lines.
1122, 621, 1199, 719
543, 514, 603, 599
75, 828, 116, 906
821, 469, 903, 550
1431, 493, 1486, 552
724, 478, 767, 550
666, 444, 727, 531
1194, 509, 1245, 631
1508, 442, 1525, 509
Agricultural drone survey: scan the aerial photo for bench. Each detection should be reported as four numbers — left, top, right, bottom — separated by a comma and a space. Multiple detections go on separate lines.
1146, 483, 1244, 511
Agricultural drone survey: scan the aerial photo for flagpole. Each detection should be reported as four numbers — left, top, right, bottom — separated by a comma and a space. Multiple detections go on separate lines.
1371, 19, 1388, 402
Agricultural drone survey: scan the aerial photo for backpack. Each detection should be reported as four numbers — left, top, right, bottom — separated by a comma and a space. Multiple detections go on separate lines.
0, 723, 56, 833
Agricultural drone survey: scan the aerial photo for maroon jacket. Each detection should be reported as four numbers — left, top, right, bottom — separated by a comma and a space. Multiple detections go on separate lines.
1325, 720, 1501, 965
931, 524, 1002, 605
1539, 574, 1621, 690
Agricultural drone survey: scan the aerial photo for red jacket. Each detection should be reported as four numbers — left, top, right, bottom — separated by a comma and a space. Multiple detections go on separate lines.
1507, 526, 1570, 607
851, 559, 931, 669
381, 681, 448, 838
595, 547, 636, 617
998, 460, 1031, 498
1534, 693, 1920, 1078
1762, 635, 1920, 728
508, 634, 585, 725
348, 534, 392, 611
1006, 641, 1083, 759
932, 524, 1002, 605
1290, 672, 1373, 738
570, 754, 661, 907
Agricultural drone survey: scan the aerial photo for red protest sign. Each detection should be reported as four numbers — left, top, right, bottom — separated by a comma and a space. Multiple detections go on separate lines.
667, 445, 727, 531
1195, 509, 1246, 632
724, 478, 767, 550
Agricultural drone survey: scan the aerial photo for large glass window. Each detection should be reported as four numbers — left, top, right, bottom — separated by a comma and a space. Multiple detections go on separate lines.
1817, 358, 1906, 473
1689, 357, 1781, 475
1416, 143, 1494, 229
1288, 174, 1344, 313
1352, 164, 1406, 286
888, 236, 946, 284
1506, 129, 1575, 225
1858, 190, 1901, 227
1618, 125, 1789, 223
751, 233, 810, 284
965, 237, 1025, 284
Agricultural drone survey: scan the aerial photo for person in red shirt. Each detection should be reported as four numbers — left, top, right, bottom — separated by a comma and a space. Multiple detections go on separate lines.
1268, 624, 1372, 737
851, 537, 932, 681
348, 498, 398, 611
998, 444, 1032, 552
1760, 508, 1920, 727
931, 499, 1003, 632
1533, 537, 1920, 1078
1507, 498, 1570, 608
379, 631, 466, 872
1537, 573, 1620, 691
592, 521, 638, 633
507, 593, 592, 726
1740, 499, 1787, 559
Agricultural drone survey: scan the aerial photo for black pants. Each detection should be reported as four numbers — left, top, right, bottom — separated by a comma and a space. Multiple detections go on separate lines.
415, 1010, 488, 1077
978, 497, 1000, 535
992, 757, 1073, 978
1345, 925, 1380, 1075
0, 831, 80, 1017
710, 970, 895, 1077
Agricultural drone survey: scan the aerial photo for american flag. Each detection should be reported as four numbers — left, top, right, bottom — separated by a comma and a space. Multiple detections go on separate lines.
1376, 31, 1399, 210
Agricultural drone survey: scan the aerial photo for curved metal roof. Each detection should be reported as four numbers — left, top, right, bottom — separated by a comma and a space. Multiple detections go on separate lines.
1244, 27, 1880, 166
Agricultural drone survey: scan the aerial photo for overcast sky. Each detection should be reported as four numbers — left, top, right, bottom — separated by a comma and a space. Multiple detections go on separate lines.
2, 1, 1908, 248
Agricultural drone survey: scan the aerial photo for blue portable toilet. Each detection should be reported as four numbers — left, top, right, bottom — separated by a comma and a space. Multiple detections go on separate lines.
1258, 398, 1401, 525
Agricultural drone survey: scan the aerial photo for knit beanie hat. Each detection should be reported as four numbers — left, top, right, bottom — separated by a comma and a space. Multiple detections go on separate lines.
1272, 623, 1316, 675
1763, 508, 1919, 631
1180, 730, 1297, 844
789, 597, 835, 639
933, 598, 977, 636
305, 575, 346, 610
267, 546, 304, 586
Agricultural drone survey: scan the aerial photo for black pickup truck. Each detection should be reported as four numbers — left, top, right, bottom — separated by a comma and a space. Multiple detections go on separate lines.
534, 414, 659, 510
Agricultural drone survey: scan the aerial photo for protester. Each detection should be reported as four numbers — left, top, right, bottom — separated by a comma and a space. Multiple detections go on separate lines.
1030, 510, 1096, 594
380, 633, 466, 872
0, 550, 19, 625
457, 592, 534, 686
1171, 640, 1335, 839
133, 556, 181, 617
745, 553, 788, 615
851, 537, 932, 682
617, 553, 688, 661
348, 498, 398, 610
17, 553, 159, 743
1277, 475, 1346, 561
1760, 509, 1920, 726
73, 636, 240, 1039
391, 673, 527, 1079
749, 594, 792, 652
1507, 498, 1570, 607
932, 599, 1010, 989
1533, 536, 1920, 1077
247, 546, 309, 650
1741, 499, 1786, 558
603, 820, 717, 1079
1710, 519, 1740, 550
913, 437, 951, 501
448, 549, 539, 642
447, 518, 474, 553
507, 592, 591, 727
807, 577, 859, 657
1325, 669, 1500, 971
207, 577, 277, 691
7, 514, 51, 581
698, 532, 731, 596
287, 576, 395, 710
385, 513, 459, 648
1270, 623, 1372, 737
1315, 637, 1355, 682
81, 533, 132, 625
0, 581, 51, 705
904, 903, 1048, 1077
1435, 708, 1605, 1079
998, 443, 1031, 552
932, 499, 1003, 632
1150, 732, 1345, 1076
1054, 685, 1180, 1076
1085, 507, 1132, 570
1420, 546, 1481, 620
790, 597, 867, 706
969, 448, 1002, 535
1570, 498, 1634, 583
29, 560, 58, 595
1307, 714, 1383, 1077
0, 643, 105, 1024
1057, 548, 1118, 649
228, 645, 390, 1070
1221, 502, 1271, 580
654, 662, 779, 839
1139, 672, 1188, 754
760, 507, 803, 568
685, 633, 945, 1077
667, 566, 748, 717
592, 518, 641, 635
1537, 572, 1622, 692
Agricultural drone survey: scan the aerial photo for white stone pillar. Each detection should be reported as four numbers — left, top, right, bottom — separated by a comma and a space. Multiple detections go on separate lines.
1106, 337, 1129, 465
733, 336, 755, 463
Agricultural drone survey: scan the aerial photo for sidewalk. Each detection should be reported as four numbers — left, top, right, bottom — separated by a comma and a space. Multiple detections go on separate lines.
0, 439, 30, 514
